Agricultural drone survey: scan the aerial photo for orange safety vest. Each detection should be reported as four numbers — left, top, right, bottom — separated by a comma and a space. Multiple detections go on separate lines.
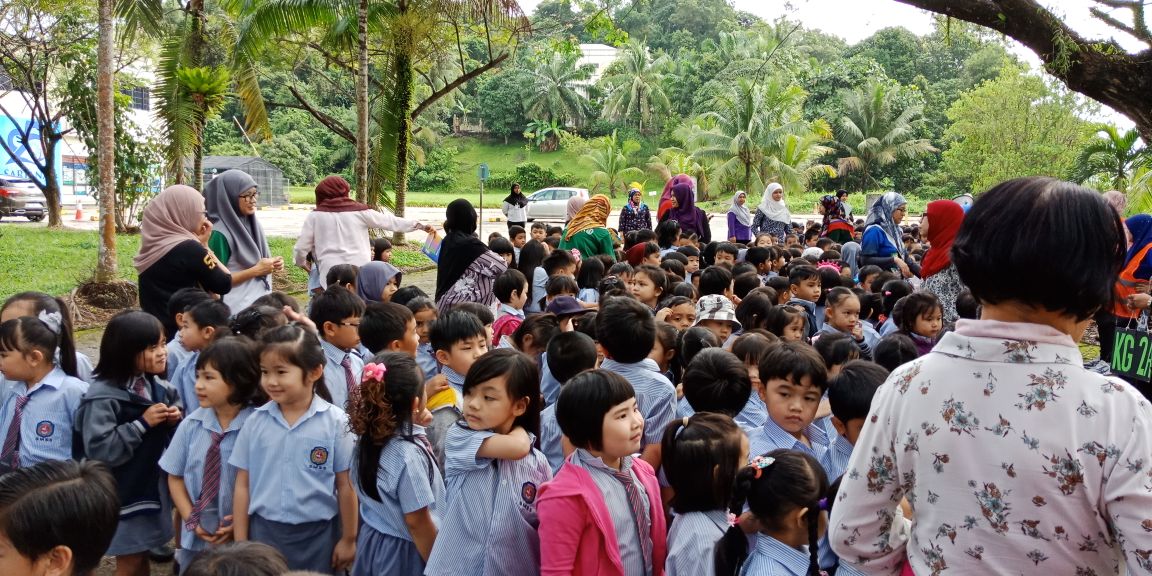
1114, 243, 1152, 318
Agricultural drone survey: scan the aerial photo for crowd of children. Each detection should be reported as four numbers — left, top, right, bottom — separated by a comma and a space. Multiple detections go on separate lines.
0, 198, 984, 576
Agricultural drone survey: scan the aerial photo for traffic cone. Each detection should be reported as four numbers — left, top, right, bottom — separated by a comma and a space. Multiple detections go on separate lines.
74, 200, 83, 221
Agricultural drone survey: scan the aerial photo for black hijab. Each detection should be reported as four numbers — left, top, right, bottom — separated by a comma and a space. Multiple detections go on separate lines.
435, 199, 490, 300
503, 184, 528, 208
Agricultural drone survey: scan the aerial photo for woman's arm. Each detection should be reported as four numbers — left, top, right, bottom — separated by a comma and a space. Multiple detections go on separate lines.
364, 209, 425, 234
293, 214, 315, 270
727, 212, 737, 241
232, 469, 250, 540
404, 508, 438, 562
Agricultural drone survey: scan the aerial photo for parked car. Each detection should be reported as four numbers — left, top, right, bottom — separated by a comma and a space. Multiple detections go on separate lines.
0, 177, 46, 222
525, 187, 589, 222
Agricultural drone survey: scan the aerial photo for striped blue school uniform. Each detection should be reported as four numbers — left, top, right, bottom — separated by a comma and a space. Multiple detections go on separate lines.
0, 367, 87, 467
570, 449, 653, 576
352, 426, 444, 576
170, 350, 199, 410
740, 533, 816, 576
734, 392, 768, 430
540, 352, 562, 407
228, 396, 354, 524
167, 335, 194, 381
321, 338, 363, 411
600, 358, 676, 447
539, 404, 564, 474
159, 405, 253, 567
440, 366, 465, 402
423, 422, 552, 576
666, 509, 728, 576
416, 343, 438, 380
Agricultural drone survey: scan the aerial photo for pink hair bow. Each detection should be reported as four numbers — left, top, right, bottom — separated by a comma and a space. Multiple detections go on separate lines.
362, 362, 387, 383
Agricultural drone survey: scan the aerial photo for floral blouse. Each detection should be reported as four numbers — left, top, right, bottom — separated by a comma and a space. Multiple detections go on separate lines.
618, 204, 652, 234
829, 319, 1152, 575
920, 264, 966, 324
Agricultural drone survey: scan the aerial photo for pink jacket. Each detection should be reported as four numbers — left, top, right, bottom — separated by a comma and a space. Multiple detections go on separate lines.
537, 457, 667, 576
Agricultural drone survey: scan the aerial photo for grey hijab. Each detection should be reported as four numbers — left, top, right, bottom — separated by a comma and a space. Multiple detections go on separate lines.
205, 170, 270, 279
840, 241, 861, 279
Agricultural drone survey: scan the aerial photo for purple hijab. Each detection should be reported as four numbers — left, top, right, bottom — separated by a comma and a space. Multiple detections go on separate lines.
665, 182, 706, 235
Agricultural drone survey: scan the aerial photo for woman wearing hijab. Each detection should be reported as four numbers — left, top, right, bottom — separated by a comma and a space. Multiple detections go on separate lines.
136, 185, 233, 339
840, 241, 862, 281
565, 195, 587, 225
860, 191, 918, 279
727, 190, 752, 243
657, 173, 692, 221
502, 182, 529, 231
819, 194, 855, 244
617, 184, 652, 234
292, 175, 431, 284
356, 261, 402, 303
436, 199, 508, 311
750, 182, 790, 243
661, 181, 711, 243
204, 169, 282, 313
918, 199, 966, 323
559, 194, 617, 260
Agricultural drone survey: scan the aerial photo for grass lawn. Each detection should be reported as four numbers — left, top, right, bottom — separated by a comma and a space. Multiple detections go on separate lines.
0, 225, 431, 300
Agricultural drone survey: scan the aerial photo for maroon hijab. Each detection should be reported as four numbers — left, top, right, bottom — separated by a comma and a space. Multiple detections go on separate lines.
314, 176, 370, 213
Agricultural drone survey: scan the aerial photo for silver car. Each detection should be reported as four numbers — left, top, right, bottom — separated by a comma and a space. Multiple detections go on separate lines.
525, 187, 589, 222
0, 177, 46, 222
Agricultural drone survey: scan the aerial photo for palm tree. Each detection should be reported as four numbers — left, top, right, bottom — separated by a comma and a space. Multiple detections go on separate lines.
525, 49, 592, 127
599, 39, 672, 135
834, 81, 937, 189
1072, 124, 1149, 191
762, 123, 838, 194
583, 131, 645, 198
647, 146, 711, 199
176, 66, 230, 191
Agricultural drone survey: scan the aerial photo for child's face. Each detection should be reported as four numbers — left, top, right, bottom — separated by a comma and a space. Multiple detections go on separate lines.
685, 256, 700, 273
531, 227, 546, 242
630, 273, 662, 306
827, 296, 860, 333
381, 278, 399, 302
698, 318, 733, 343
599, 397, 644, 459
860, 274, 877, 292
914, 308, 943, 338
510, 282, 529, 310
665, 302, 696, 331
773, 256, 786, 271
558, 264, 577, 278
644, 252, 661, 267
761, 375, 821, 439
782, 316, 805, 342
746, 362, 761, 396
792, 278, 821, 302
756, 236, 773, 247
323, 316, 362, 351
260, 350, 318, 407
439, 334, 488, 375
180, 317, 212, 352
0, 347, 38, 382
378, 248, 393, 262
500, 252, 514, 266
647, 338, 674, 372
714, 252, 736, 266
194, 361, 234, 409
512, 233, 526, 248
414, 309, 436, 344
136, 336, 168, 375
0, 532, 52, 576
463, 375, 526, 435
397, 318, 420, 356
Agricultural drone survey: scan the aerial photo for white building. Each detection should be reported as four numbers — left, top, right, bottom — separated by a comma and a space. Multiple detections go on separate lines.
575, 43, 619, 95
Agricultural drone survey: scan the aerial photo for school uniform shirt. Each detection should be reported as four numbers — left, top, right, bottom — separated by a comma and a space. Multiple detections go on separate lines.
741, 534, 816, 576
570, 449, 652, 576
540, 353, 563, 407
665, 509, 728, 576
424, 422, 553, 576
170, 350, 199, 411
734, 393, 768, 431
416, 344, 439, 381
600, 358, 676, 448
356, 426, 445, 541
228, 396, 354, 524
441, 366, 466, 406
830, 320, 1152, 576
159, 406, 254, 554
167, 335, 194, 381
577, 288, 599, 305
539, 404, 564, 474
787, 298, 820, 337
0, 367, 87, 467
526, 267, 549, 313
675, 398, 758, 438
321, 339, 363, 412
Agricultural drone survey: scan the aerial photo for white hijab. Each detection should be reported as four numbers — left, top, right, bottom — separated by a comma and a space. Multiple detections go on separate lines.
757, 183, 790, 224
730, 191, 752, 227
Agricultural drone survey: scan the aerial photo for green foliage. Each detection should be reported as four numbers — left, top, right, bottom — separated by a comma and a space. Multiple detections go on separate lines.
582, 130, 645, 197
409, 145, 459, 191
598, 39, 672, 134
1071, 125, 1149, 191
524, 49, 593, 127
260, 133, 320, 186
475, 70, 530, 141
488, 162, 577, 192
833, 80, 937, 190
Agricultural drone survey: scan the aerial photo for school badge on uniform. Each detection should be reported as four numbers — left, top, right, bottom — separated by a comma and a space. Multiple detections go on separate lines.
309, 446, 329, 466
35, 420, 54, 438
520, 482, 537, 504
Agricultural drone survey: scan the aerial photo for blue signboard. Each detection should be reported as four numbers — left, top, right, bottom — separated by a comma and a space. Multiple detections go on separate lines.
0, 115, 63, 189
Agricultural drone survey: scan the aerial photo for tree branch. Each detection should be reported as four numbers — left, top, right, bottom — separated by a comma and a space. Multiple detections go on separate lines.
276, 86, 355, 142
411, 52, 508, 119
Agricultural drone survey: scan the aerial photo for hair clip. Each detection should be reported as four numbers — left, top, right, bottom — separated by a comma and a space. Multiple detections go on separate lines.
569, 248, 582, 263
883, 290, 892, 296
818, 497, 830, 511
37, 310, 62, 335
817, 261, 842, 272
750, 455, 775, 479
361, 362, 387, 383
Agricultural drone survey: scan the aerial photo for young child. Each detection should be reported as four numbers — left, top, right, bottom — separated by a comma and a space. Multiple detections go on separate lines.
877, 279, 912, 336
424, 349, 552, 576
171, 300, 232, 409
454, 302, 496, 345
663, 412, 748, 576
425, 310, 488, 462
730, 331, 777, 431
371, 238, 393, 263
181, 541, 287, 576
651, 321, 678, 382
825, 360, 889, 478
161, 336, 260, 571
162, 288, 214, 379
576, 257, 605, 305
766, 304, 808, 342
511, 313, 561, 359
631, 265, 667, 311
0, 459, 120, 576
355, 262, 402, 304
895, 293, 943, 357
816, 287, 879, 360
326, 264, 359, 292
812, 332, 859, 379
230, 325, 355, 573
530, 222, 547, 243
538, 369, 668, 574
693, 294, 742, 345
698, 266, 734, 300
714, 449, 829, 576
359, 302, 419, 356
597, 297, 676, 469
310, 285, 367, 411
348, 352, 442, 576
493, 269, 529, 347
404, 297, 439, 379
787, 265, 821, 337
508, 224, 527, 257
655, 295, 696, 331
2, 291, 91, 382
714, 243, 739, 266
872, 333, 918, 372
0, 317, 88, 473
677, 348, 752, 420
677, 245, 700, 279
539, 332, 598, 472
75, 310, 183, 576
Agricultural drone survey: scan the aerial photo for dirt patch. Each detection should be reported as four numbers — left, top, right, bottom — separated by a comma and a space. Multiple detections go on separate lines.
67, 281, 139, 330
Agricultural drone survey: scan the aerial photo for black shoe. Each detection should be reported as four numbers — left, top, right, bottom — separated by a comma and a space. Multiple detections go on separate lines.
148, 544, 174, 563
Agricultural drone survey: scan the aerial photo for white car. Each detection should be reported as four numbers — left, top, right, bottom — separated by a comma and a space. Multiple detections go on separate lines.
525, 187, 589, 222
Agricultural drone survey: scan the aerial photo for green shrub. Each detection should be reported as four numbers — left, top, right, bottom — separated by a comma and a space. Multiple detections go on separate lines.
488, 162, 578, 192
409, 146, 459, 191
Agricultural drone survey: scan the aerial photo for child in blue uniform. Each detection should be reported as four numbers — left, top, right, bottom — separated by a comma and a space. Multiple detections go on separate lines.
0, 317, 88, 474
230, 325, 356, 574
425, 310, 488, 466
348, 352, 442, 576
424, 349, 552, 576
310, 286, 366, 412
161, 336, 261, 572
169, 300, 231, 409
1, 291, 91, 382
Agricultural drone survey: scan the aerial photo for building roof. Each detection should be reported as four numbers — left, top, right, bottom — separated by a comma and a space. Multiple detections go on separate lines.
201, 156, 281, 171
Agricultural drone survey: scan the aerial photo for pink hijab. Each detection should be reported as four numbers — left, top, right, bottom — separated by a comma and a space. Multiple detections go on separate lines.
134, 185, 205, 273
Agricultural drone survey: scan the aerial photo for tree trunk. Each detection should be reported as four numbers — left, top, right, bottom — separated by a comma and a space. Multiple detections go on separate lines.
391, 52, 414, 245
354, 0, 369, 203
193, 121, 204, 192
42, 144, 63, 228
94, 0, 117, 282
